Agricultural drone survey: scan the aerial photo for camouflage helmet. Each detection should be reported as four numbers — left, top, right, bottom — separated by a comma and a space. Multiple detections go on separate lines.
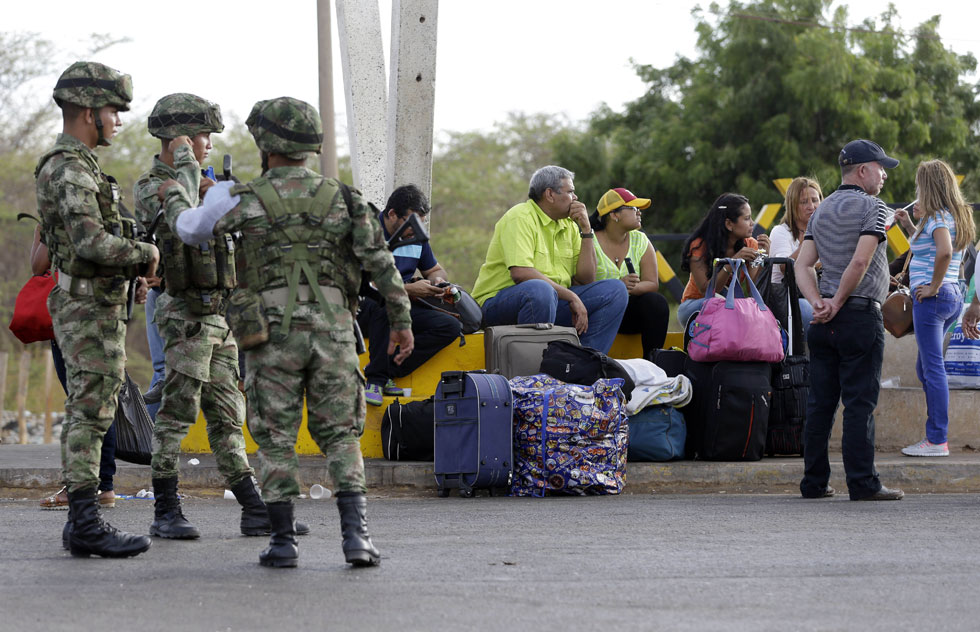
246, 97, 322, 159
148, 93, 224, 139
52, 61, 132, 111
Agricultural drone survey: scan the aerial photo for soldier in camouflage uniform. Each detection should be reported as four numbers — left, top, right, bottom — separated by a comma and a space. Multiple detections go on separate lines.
36, 61, 157, 558
134, 93, 309, 540
157, 97, 413, 568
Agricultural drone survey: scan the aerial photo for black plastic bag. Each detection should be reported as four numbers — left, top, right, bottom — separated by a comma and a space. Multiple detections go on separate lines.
114, 373, 155, 465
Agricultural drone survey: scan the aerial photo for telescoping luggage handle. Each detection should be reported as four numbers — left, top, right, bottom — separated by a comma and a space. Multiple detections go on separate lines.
440, 370, 487, 396
706, 258, 771, 313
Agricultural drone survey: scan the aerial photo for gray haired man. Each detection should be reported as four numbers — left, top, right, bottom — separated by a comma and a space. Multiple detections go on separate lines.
470, 165, 628, 353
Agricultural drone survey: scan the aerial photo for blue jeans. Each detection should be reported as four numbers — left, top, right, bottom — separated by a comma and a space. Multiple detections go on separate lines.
677, 298, 707, 331
482, 279, 628, 353
145, 287, 166, 420
797, 298, 813, 340
800, 302, 884, 500
913, 283, 962, 444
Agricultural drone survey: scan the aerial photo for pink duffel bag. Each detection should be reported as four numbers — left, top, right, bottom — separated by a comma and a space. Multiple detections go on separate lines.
688, 258, 784, 364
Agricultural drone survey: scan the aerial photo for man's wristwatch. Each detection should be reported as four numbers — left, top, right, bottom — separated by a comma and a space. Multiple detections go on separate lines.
580, 231, 594, 238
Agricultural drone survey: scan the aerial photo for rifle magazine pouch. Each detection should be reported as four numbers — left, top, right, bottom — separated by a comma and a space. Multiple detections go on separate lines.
225, 288, 270, 350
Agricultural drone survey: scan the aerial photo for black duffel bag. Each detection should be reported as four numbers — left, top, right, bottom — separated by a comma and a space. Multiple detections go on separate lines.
539, 340, 635, 400
381, 396, 435, 461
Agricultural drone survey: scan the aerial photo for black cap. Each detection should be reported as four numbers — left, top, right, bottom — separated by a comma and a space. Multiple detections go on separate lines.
838, 139, 899, 168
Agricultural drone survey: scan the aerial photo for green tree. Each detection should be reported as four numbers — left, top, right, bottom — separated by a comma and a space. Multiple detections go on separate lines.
553, 0, 980, 265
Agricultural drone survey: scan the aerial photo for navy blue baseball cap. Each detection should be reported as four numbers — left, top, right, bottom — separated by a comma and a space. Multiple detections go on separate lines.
838, 139, 899, 168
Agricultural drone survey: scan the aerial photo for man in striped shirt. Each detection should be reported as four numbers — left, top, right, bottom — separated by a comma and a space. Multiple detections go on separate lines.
795, 139, 905, 502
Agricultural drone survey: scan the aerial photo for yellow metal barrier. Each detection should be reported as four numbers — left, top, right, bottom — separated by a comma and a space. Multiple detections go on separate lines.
181, 330, 684, 457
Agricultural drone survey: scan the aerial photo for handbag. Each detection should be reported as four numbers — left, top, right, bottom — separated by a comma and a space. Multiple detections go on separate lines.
688, 258, 784, 363
9, 272, 56, 344
882, 250, 914, 338
539, 339, 636, 399
412, 283, 483, 336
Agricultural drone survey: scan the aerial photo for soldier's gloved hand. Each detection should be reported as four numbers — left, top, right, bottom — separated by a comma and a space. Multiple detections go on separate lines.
175, 181, 241, 246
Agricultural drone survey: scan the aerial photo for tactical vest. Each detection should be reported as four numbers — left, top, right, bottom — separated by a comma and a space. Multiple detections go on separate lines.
36, 147, 139, 305
157, 219, 237, 315
237, 175, 358, 337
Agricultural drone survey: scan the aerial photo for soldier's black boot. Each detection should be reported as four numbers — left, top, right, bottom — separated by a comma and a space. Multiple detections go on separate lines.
336, 492, 380, 567
150, 477, 200, 539
231, 476, 310, 537
258, 501, 298, 568
67, 488, 151, 558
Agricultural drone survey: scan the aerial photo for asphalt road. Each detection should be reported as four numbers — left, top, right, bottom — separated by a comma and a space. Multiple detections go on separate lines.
2, 492, 980, 631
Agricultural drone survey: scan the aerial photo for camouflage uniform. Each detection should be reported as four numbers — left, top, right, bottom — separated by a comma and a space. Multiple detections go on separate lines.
160, 97, 409, 567
134, 132, 250, 486
135, 94, 276, 540
39, 61, 152, 558
37, 87, 154, 495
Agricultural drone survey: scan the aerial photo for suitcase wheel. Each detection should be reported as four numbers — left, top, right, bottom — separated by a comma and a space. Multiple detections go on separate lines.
459, 487, 474, 498
437, 488, 450, 498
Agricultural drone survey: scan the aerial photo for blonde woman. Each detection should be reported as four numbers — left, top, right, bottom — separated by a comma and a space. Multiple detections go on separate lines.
770, 177, 823, 334
894, 159, 976, 457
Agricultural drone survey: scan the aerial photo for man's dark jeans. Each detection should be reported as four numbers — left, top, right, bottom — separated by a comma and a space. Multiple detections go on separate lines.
357, 297, 462, 387
800, 302, 884, 500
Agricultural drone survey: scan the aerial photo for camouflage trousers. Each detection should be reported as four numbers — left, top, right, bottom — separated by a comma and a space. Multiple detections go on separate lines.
245, 327, 367, 503
150, 316, 252, 484
49, 287, 126, 494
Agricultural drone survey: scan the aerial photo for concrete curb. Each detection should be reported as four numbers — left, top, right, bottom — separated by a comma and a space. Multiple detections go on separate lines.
4, 444, 980, 496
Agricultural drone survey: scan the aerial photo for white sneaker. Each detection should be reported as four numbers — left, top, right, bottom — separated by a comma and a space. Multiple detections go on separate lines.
901, 439, 949, 457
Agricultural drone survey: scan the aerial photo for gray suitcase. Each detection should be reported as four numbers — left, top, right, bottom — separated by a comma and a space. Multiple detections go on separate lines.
484, 323, 580, 378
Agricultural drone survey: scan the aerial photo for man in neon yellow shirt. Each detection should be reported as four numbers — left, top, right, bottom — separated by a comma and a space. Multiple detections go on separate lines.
472, 165, 628, 352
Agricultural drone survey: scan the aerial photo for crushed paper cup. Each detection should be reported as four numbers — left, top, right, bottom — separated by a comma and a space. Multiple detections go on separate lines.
309, 484, 332, 500
187, 458, 200, 465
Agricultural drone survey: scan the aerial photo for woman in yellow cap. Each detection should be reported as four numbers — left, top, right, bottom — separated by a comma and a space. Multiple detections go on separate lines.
589, 188, 669, 356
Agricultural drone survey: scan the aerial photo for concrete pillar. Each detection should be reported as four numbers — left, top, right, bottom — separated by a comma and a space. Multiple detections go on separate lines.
386, 0, 438, 201
335, 0, 388, 206
316, 0, 339, 179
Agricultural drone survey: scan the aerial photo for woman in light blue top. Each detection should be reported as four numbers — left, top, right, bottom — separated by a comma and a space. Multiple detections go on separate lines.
893, 159, 976, 457
589, 188, 669, 356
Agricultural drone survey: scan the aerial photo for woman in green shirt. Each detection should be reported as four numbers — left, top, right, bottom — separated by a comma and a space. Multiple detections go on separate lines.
590, 188, 669, 356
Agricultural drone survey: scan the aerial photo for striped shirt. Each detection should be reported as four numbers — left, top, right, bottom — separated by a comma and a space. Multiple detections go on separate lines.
909, 210, 961, 289
804, 184, 889, 303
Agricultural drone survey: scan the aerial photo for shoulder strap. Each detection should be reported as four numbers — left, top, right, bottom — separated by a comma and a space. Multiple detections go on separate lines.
339, 181, 354, 216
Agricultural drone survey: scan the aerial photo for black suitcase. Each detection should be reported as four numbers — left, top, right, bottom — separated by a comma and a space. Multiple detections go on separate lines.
762, 258, 808, 456
648, 348, 688, 378
699, 361, 772, 461
433, 371, 514, 497
681, 356, 715, 458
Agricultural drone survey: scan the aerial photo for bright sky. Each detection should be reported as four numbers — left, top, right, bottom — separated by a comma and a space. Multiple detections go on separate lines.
6, 0, 980, 144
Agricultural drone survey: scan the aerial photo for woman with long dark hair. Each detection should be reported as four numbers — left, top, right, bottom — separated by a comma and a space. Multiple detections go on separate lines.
677, 193, 770, 328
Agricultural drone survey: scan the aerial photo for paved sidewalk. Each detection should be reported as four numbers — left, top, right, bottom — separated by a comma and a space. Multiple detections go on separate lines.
4, 443, 980, 496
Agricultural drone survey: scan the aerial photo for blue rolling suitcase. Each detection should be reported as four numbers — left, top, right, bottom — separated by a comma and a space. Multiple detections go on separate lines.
434, 370, 514, 497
